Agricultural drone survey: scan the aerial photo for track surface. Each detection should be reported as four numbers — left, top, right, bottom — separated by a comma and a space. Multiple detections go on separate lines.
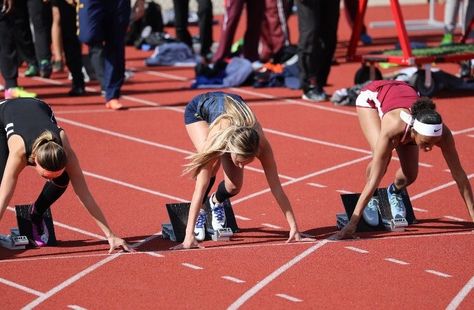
1, 3, 473, 309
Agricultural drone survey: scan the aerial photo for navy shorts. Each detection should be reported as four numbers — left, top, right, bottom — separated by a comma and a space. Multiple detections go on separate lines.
184, 95, 203, 125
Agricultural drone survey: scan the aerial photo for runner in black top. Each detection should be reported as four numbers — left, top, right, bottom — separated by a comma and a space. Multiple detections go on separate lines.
0, 98, 132, 252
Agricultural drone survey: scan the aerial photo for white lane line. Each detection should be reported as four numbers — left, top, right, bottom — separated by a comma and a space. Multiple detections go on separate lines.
182, 263, 204, 270
0, 251, 157, 264
263, 128, 370, 154
444, 216, 465, 222
262, 223, 282, 229
385, 258, 410, 265
446, 276, 474, 310
83, 170, 188, 202
144, 70, 189, 81
229, 87, 358, 116
425, 270, 452, 278
412, 207, 428, 212
411, 174, 474, 201
345, 246, 369, 254
227, 240, 329, 310
306, 182, 327, 188
451, 127, 474, 135
22, 234, 163, 310
336, 189, 354, 194
68, 305, 88, 310
21, 253, 121, 309
222, 276, 246, 284
57, 117, 193, 156
232, 155, 372, 205
235, 215, 251, 221
275, 293, 303, 303
468, 134, 474, 138
0, 277, 44, 297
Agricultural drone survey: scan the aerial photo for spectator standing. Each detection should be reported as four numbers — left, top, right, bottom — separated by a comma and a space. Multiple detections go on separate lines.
13, 0, 53, 78
77, 0, 132, 110
343, 0, 372, 45
173, 0, 213, 61
260, 0, 291, 63
0, 0, 37, 99
297, 0, 340, 102
212, 0, 265, 63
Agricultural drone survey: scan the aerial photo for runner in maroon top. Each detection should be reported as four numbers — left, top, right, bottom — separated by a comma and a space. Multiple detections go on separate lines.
334, 81, 474, 239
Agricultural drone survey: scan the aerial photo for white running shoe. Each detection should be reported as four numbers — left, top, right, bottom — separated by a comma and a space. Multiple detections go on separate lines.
363, 196, 380, 226
210, 195, 226, 230
387, 188, 406, 219
194, 209, 207, 241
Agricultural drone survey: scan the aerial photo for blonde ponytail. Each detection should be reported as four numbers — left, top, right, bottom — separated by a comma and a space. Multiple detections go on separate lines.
30, 130, 67, 171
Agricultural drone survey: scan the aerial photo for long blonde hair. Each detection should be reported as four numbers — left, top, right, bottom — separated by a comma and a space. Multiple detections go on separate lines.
184, 96, 259, 178
29, 130, 67, 171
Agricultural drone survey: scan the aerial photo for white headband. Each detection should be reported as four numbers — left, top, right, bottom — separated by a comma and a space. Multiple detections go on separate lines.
400, 111, 443, 137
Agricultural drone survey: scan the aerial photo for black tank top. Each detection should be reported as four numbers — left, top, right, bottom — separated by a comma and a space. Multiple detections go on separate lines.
0, 98, 63, 163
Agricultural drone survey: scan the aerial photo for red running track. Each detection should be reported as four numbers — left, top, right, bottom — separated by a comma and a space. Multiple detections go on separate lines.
1, 3, 473, 309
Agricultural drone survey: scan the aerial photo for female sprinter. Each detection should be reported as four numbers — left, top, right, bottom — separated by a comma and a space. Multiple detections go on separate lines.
335, 80, 474, 239
172, 91, 312, 250
0, 98, 133, 253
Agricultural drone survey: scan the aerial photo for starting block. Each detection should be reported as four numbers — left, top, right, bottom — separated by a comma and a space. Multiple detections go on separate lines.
337, 188, 415, 232
15, 204, 57, 246
0, 228, 29, 250
161, 199, 239, 243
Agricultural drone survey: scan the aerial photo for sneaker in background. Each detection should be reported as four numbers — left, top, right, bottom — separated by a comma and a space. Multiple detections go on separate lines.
4, 87, 37, 99
52, 60, 64, 73
440, 33, 454, 46
24, 64, 39, 77
362, 196, 380, 226
302, 86, 328, 102
209, 195, 226, 230
360, 33, 373, 45
39, 59, 52, 78
194, 209, 207, 241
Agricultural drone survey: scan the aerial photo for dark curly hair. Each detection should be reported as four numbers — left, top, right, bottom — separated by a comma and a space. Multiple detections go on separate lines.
411, 97, 442, 125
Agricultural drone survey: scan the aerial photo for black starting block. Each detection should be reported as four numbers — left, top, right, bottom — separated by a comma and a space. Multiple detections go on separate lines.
15, 204, 57, 246
162, 199, 239, 243
337, 188, 416, 232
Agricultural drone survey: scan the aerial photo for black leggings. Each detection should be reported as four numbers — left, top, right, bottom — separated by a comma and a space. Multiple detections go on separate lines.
31, 172, 70, 223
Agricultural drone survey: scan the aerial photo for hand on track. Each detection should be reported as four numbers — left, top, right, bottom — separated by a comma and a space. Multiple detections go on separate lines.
107, 236, 136, 254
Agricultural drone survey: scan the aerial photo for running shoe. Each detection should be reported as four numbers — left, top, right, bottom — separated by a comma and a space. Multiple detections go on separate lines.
24, 64, 39, 77
31, 219, 49, 247
210, 195, 226, 230
194, 209, 207, 241
302, 87, 327, 102
4, 87, 37, 99
360, 33, 373, 45
39, 59, 52, 78
362, 196, 380, 226
52, 60, 64, 73
387, 185, 406, 219
29, 204, 49, 247
440, 33, 454, 46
